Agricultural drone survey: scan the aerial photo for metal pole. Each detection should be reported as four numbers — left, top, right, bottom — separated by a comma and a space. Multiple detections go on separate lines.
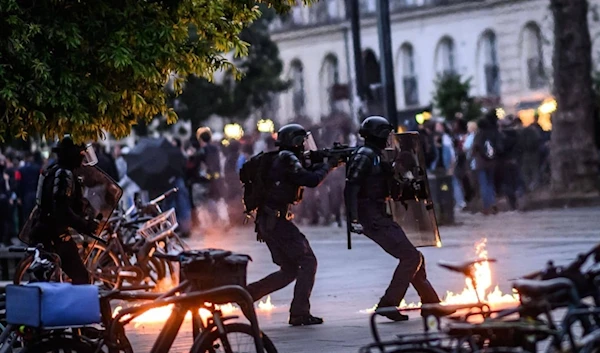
342, 24, 357, 124
376, 0, 398, 128
347, 0, 366, 109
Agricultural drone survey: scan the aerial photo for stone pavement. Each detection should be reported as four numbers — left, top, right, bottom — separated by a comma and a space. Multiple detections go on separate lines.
125, 207, 599, 352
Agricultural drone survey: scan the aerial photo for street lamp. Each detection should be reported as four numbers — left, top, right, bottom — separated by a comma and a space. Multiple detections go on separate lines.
257, 119, 275, 133
224, 123, 244, 140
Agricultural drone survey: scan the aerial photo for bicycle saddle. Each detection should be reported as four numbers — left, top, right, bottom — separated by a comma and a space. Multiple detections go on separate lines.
438, 258, 497, 276
512, 278, 574, 298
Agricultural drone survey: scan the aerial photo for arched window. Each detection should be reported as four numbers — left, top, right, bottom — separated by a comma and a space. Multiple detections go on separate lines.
477, 30, 500, 96
399, 43, 419, 106
319, 54, 340, 116
522, 23, 546, 89
363, 49, 382, 102
289, 60, 305, 116
435, 37, 456, 75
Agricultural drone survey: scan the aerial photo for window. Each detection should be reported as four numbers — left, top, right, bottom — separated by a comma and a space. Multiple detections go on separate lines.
320, 55, 340, 116
290, 60, 305, 116
436, 37, 456, 75
523, 23, 546, 89
480, 31, 500, 96
400, 43, 419, 106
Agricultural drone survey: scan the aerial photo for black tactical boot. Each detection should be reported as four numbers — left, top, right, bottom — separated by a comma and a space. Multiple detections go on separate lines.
376, 301, 409, 322
289, 314, 324, 326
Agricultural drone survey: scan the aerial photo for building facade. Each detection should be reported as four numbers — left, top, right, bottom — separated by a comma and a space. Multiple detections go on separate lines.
269, 0, 600, 126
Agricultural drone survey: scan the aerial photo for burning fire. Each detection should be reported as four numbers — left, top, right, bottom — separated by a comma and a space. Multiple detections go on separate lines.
112, 295, 276, 327
362, 238, 518, 314
438, 239, 518, 306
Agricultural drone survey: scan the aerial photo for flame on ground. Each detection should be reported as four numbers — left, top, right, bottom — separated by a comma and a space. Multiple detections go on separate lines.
258, 295, 276, 311
112, 295, 276, 327
362, 238, 518, 314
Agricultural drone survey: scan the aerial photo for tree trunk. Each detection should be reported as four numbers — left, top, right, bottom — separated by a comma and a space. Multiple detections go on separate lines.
550, 0, 599, 193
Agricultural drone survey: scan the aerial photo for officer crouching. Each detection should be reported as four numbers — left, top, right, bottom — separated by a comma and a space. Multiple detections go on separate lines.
345, 116, 441, 321
246, 124, 339, 326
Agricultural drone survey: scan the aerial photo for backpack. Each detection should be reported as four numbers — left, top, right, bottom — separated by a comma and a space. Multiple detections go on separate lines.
239, 151, 277, 215
482, 132, 504, 161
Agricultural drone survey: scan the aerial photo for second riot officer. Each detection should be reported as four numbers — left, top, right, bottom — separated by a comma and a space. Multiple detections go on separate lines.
345, 116, 441, 321
246, 123, 339, 326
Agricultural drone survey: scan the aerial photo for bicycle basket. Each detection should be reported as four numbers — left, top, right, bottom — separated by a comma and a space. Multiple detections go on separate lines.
180, 249, 251, 291
137, 208, 178, 243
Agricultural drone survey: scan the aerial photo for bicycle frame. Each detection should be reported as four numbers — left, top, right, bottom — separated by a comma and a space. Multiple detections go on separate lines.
106, 283, 264, 353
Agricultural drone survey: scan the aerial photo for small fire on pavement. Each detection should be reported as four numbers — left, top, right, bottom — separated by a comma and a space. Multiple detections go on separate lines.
362, 238, 518, 314
112, 295, 276, 327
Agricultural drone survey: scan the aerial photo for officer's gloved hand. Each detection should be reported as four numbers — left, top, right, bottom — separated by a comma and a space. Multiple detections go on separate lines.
326, 155, 342, 170
350, 221, 363, 234
85, 218, 101, 235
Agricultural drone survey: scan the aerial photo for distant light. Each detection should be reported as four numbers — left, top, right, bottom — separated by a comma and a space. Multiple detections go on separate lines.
257, 119, 275, 133
538, 98, 557, 115
397, 126, 406, 133
416, 114, 425, 125
436, 240, 442, 248
221, 139, 230, 147
224, 123, 244, 140
496, 108, 506, 119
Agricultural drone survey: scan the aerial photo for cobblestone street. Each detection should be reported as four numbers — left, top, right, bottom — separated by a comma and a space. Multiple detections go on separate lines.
126, 207, 599, 352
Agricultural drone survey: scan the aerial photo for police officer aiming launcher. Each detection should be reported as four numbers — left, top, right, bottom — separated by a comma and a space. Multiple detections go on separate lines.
241, 123, 341, 326
345, 116, 441, 322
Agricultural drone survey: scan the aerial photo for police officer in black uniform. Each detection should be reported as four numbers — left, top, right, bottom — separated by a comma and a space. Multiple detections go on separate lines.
247, 124, 338, 326
31, 136, 100, 284
345, 116, 441, 321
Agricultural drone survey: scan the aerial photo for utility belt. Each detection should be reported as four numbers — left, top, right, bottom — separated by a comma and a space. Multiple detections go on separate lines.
261, 205, 294, 221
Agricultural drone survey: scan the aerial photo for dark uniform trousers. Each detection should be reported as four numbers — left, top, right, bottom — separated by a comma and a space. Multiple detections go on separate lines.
41, 235, 90, 285
247, 214, 317, 317
358, 199, 440, 306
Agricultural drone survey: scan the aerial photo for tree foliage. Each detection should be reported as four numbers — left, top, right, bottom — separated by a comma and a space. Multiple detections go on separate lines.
0, 0, 298, 143
175, 6, 289, 130
432, 73, 482, 121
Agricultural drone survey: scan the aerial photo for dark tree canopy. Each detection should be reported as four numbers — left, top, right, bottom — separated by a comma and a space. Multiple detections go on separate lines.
432, 73, 482, 122
0, 0, 298, 143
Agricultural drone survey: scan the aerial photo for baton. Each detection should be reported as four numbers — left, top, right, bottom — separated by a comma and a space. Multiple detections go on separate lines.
346, 210, 352, 250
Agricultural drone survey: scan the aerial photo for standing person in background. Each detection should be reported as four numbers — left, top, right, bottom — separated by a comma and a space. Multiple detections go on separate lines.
163, 138, 192, 238
223, 140, 244, 226
93, 143, 119, 181
473, 113, 502, 215
0, 155, 13, 247
463, 121, 479, 206
432, 122, 466, 210
18, 151, 43, 223
112, 144, 128, 183
498, 118, 521, 211
520, 116, 543, 192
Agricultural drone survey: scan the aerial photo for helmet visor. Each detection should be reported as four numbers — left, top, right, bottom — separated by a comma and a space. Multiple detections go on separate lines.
303, 132, 318, 152
81, 144, 98, 166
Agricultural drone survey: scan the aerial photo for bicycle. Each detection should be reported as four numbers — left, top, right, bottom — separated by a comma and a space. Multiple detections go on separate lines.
7, 249, 277, 353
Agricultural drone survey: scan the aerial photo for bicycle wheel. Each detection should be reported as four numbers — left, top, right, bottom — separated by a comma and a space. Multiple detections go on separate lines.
78, 242, 121, 287
190, 323, 277, 353
20, 336, 95, 352
13, 254, 64, 285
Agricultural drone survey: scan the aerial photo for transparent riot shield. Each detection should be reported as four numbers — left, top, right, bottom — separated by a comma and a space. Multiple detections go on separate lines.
383, 132, 441, 248
75, 165, 123, 236
19, 165, 123, 244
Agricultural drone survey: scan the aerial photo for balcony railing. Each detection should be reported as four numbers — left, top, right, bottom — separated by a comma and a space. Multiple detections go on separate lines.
484, 64, 500, 97
403, 75, 419, 107
527, 57, 547, 90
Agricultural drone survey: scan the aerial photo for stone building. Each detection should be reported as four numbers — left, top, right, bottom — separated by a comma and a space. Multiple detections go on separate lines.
270, 0, 600, 127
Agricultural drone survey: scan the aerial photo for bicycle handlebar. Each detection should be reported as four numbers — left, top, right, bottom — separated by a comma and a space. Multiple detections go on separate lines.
124, 188, 179, 217
8, 247, 37, 253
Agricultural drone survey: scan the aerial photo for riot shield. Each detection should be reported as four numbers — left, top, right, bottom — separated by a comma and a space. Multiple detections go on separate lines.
19, 165, 123, 244
74, 165, 123, 236
383, 132, 441, 248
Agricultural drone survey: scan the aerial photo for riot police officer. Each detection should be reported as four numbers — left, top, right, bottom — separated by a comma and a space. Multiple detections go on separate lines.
345, 116, 440, 321
247, 124, 338, 326
31, 135, 100, 284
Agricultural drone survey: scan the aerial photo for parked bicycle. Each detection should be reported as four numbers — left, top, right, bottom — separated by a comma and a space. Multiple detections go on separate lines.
360, 243, 600, 353
2, 248, 277, 353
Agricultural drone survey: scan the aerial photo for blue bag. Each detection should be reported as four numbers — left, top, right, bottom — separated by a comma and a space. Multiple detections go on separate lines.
6, 282, 101, 328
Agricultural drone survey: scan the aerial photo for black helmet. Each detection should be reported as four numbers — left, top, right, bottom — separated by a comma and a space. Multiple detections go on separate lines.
52, 135, 97, 168
359, 116, 393, 139
276, 124, 308, 149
